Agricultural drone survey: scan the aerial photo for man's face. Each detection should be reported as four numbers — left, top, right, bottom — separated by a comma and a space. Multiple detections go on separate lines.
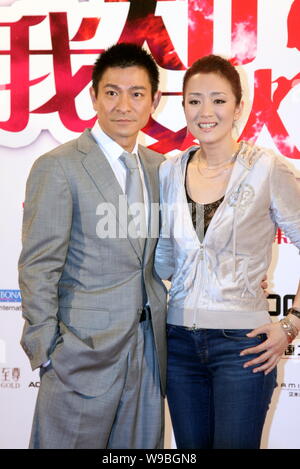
90, 66, 160, 152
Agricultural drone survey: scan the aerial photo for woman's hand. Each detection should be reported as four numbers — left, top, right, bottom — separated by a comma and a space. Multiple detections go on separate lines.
240, 322, 289, 375
260, 274, 269, 297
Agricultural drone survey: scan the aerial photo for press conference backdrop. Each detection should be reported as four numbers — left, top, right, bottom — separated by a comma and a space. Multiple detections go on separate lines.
0, 0, 300, 449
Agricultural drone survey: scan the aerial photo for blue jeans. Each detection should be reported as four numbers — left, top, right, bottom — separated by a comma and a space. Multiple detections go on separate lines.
167, 325, 277, 449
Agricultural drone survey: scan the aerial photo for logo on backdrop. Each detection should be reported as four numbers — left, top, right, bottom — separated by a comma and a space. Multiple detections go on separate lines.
28, 381, 40, 389
274, 229, 292, 245
0, 290, 22, 311
0, 0, 300, 157
1, 367, 21, 389
0, 290, 21, 302
283, 341, 300, 360
281, 376, 300, 397
268, 294, 295, 317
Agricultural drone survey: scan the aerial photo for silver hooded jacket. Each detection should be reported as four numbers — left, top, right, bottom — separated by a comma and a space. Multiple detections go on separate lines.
155, 141, 300, 329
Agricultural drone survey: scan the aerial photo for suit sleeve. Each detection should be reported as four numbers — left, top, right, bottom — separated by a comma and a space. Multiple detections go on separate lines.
269, 155, 300, 252
18, 154, 73, 370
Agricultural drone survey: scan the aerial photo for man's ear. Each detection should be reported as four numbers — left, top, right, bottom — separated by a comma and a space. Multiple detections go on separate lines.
152, 90, 162, 112
89, 86, 97, 109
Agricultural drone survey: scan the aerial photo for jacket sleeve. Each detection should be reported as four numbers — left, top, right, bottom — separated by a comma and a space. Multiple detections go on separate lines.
154, 162, 175, 281
269, 155, 300, 252
18, 154, 72, 370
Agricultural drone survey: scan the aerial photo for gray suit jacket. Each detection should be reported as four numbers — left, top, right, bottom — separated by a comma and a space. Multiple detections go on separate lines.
19, 129, 167, 397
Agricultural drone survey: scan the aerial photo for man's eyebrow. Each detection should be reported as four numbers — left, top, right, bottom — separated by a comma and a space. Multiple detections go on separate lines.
104, 84, 147, 90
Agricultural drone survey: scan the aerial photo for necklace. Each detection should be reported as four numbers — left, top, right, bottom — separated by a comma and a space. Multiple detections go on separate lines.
196, 144, 241, 179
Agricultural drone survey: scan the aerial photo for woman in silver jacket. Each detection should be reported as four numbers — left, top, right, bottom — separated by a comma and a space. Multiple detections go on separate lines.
155, 55, 300, 449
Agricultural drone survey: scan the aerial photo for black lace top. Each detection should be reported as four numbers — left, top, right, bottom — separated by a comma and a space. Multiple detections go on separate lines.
185, 154, 224, 243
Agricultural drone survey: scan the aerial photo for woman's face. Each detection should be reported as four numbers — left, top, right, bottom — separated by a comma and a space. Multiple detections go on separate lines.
183, 72, 243, 146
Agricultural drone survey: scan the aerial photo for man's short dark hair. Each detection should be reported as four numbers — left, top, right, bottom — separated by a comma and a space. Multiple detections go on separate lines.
92, 43, 159, 99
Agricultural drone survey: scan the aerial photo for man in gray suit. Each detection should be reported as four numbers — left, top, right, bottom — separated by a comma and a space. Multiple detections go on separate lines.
19, 43, 167, 449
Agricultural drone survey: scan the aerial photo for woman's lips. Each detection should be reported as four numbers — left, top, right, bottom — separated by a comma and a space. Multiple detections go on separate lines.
198, 122, 217, 129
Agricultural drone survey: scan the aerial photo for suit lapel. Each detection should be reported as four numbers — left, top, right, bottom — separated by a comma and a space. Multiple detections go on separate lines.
78, 129, 143, 262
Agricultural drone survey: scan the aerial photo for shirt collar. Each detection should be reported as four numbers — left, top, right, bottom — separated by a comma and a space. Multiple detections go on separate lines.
91, 120, 139, 162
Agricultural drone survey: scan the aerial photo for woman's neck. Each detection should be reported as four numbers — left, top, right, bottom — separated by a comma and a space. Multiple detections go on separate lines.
197, 139, 239, 167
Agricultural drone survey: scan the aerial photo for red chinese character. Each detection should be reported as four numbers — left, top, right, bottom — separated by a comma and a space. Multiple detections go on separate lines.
0, 16, 46, 132
188, 0, 258, 67
188, 0, 214, 66
231, 0, 257, 65
0, 13, 101, 133
287, 0, 300, 50
240, 69, 300, 159
108, 0, 184, 70
143, 117, 194, 154
274, 228, 290, 244
32, 13, 100, 132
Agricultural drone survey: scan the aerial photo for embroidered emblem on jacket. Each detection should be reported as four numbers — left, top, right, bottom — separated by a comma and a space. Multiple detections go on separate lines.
227, 184, 255, 211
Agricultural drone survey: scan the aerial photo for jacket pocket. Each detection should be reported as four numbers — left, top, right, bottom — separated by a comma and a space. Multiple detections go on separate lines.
222, 329, 266, 342
58, 307, 110, 348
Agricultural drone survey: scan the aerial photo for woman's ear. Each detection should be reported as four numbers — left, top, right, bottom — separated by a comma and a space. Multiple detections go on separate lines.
234, 99, 244, 122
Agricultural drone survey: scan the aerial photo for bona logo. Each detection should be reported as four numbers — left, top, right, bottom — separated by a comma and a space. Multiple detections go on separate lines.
0, 290, 21, 303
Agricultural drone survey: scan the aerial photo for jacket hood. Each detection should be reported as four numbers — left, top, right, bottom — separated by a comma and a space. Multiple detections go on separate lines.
237, 140, 265, 169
